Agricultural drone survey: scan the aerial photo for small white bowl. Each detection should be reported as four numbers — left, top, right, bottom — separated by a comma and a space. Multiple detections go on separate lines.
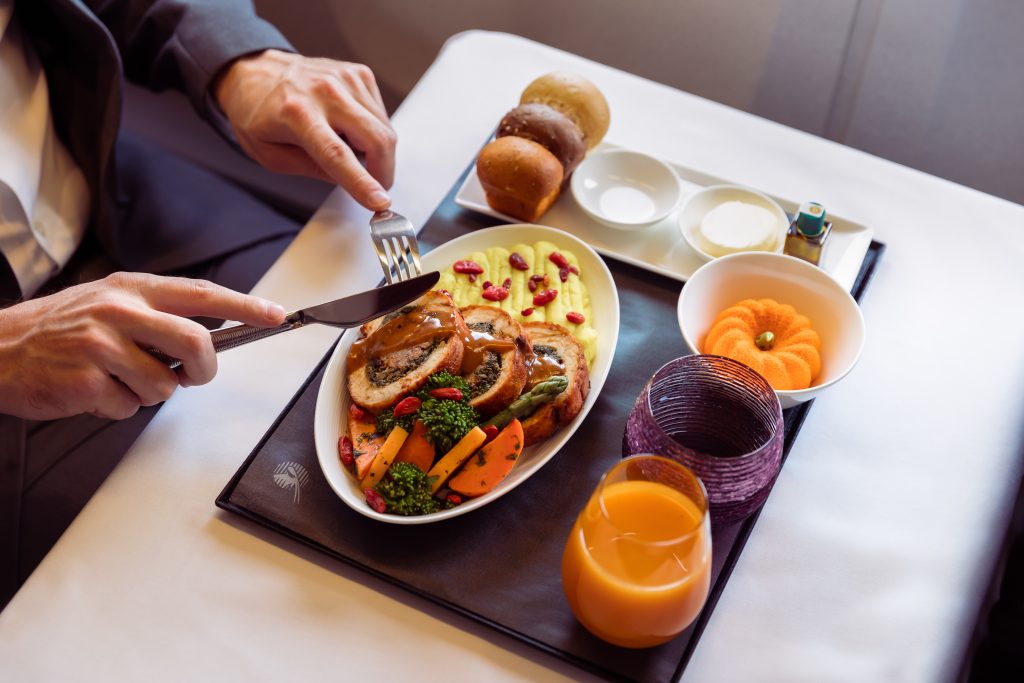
571, 149, 681, 230
677, 252, 865, 409
679, 184, 789, 261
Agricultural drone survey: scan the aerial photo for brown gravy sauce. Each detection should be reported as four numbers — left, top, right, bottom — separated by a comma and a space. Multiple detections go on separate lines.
347, 303, 518, 377
461, 329, 516, 375
525, 350, 565, 388
347, 304, 458, 373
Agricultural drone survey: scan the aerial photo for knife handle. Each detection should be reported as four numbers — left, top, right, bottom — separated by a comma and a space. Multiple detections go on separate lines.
150, 314, 304, 369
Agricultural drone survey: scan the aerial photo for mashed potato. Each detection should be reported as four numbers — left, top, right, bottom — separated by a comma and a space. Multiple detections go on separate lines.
437, 240, 597, 366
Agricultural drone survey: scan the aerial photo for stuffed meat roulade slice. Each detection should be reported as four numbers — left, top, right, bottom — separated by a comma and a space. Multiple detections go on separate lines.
460, 305, 531, 417
347, 291, 469, 413
519, 321, 590, 446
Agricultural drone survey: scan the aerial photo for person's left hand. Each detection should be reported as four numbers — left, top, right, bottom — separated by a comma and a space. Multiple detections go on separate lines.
214, 49, 396, 211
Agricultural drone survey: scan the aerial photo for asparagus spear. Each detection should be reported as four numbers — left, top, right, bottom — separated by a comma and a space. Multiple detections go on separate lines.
482, 376, 569, 429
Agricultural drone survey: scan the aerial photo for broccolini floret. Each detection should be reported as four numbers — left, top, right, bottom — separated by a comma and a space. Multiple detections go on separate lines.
376, 372, 479, 447
417, 398, 478, 454
373, 462, 440, 516
416, 372, 472, 401
376, 407, 415, 436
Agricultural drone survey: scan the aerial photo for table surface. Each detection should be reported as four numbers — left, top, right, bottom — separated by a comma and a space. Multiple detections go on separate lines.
3, 31, 1023, 683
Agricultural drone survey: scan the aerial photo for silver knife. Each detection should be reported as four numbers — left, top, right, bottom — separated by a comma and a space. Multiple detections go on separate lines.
154, 271, 440, 368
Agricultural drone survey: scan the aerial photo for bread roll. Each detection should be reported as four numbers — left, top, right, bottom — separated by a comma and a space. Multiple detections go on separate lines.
497, 103, 586, 177
520, 72, 610, 150
348, 291, 469, 413
476, 137, 563, 223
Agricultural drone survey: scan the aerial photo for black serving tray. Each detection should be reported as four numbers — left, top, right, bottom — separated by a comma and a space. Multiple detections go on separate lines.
217, 162, 885, 683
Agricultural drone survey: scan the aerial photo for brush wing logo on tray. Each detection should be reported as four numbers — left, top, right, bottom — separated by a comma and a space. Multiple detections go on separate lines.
273, 461, 310, 504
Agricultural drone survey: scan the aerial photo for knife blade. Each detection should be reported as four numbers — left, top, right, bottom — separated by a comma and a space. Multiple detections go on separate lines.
291, 270, 440, 327
154, 271, 440, 368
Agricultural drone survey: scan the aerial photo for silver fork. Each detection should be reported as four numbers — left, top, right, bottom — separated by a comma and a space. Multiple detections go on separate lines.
369, 210, 422, 283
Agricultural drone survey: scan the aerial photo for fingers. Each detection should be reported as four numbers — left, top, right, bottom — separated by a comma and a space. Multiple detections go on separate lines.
103, 338, 180, 406
86, 373, 141, 420
121, 308, 219, 387
89, 289, 218, 388
341, 64, 388, 125
101, 273, 287, 388
321, 79, 396, 189
130, 274, 286, 326
298, 119, 392, 210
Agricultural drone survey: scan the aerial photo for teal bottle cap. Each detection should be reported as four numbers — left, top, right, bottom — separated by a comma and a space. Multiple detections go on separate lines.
796, 201, 826, 236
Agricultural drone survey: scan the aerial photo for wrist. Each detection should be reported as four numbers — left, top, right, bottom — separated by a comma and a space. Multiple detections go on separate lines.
0, 305, 26, 417
213, 48, 291, 115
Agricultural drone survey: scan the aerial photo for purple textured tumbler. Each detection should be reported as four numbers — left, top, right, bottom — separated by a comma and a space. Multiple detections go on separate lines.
624, 355, 784, 525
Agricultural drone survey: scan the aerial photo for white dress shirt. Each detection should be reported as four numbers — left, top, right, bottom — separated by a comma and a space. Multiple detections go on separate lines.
0, 0, 90, 298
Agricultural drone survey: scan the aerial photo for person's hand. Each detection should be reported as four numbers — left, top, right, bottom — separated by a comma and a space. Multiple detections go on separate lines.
0, 273, 286, 421
214, 49, 396, 211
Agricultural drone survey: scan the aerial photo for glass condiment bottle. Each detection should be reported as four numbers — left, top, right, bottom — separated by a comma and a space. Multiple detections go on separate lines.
784, 201, 831, 266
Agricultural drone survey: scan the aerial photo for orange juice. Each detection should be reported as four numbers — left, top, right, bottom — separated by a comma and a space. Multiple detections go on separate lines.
562, 478, 711, 648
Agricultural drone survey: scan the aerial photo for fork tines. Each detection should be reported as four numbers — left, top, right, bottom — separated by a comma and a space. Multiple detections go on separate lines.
370, 210, 422, 284
381, 234, 421, 283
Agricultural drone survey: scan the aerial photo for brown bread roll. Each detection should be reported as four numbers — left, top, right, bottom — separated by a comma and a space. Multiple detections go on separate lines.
520, 72, 610, 150
476, 136, 564, 223
496, 103, 586, 176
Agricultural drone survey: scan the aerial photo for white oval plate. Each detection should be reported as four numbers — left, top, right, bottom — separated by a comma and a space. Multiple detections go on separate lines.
313, 224, 620, 524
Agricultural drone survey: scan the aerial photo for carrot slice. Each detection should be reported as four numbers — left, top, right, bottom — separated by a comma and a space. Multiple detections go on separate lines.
361, 426, 409, 488
348, 406, 384, 481
394, 420, 436, 474
448, 419, 524, 498
427, 427, 487, 493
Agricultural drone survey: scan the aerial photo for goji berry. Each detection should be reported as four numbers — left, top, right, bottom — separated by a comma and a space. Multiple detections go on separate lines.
482, 285, 509, 301
549, 252, 570, 269
453, 259, 484, 274
566, 311, 586, 324
468, 273, 477, 283
349, 403, 368, 421
482, 424, 500, 442
509, 252, 529, 270
528, 279, 539, 292
446, 493, 463, 505
393, 396, 421, 417
364, 488, 387, 513
533, 289, 558, 306
569, 264, 579, 275
338, 435, 354, 468
521, 307, 534, 317
430, 387, 464, 401
502, 277, 512, 290
482, 280, 492, 290
558, 266, 570, 282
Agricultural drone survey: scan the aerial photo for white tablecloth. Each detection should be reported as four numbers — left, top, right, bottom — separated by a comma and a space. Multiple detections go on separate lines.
3, 31, 1023, 683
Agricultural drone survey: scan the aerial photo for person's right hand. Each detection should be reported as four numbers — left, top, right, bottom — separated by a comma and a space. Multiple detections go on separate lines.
0, 272, 286, 421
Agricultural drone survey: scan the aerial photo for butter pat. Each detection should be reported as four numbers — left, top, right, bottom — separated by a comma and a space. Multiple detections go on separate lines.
698, 200, 780, 257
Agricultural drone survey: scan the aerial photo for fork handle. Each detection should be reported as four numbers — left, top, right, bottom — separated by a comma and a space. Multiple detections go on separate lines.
149, 313, 305, 369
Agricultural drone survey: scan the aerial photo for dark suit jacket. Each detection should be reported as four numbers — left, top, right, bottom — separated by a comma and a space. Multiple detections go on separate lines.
5, 0, 293, 299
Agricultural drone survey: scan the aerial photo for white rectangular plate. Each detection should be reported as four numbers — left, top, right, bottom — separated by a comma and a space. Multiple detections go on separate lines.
455, 143, 874, 292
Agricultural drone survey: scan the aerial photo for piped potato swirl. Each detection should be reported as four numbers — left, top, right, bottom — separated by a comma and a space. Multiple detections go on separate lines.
437, 240, 597, 367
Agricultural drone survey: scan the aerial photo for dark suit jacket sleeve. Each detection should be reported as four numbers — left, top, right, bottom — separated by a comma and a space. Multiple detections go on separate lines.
83, 0, 294, 122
